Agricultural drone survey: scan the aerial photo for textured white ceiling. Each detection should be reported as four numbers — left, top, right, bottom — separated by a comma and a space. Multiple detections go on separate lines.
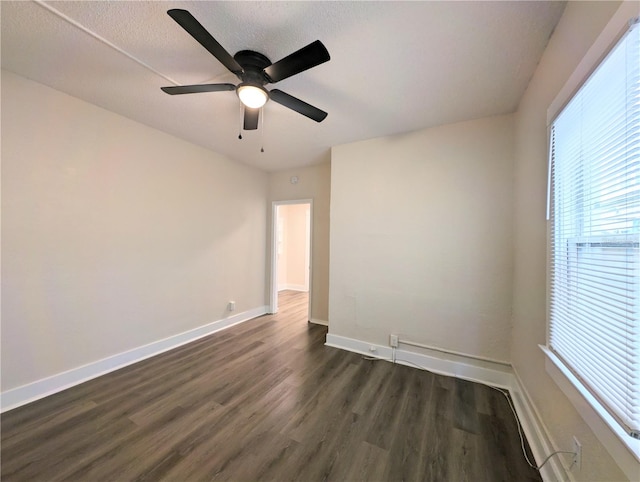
1, 1, 566, 171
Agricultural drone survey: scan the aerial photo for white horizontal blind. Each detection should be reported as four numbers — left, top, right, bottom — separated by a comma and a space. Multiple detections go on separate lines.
549, 18, 640, 438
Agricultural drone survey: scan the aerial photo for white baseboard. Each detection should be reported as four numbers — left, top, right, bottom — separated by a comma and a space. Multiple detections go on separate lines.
325, 333, 568, 482
309, 318, 328, 326
1, 306, 268, 413
325, 332, 394, 359
325, 333, 513, 388
510, 369, 569, 482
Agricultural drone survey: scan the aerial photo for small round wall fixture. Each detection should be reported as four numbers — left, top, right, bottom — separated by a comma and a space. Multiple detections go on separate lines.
290, 176, 299, 184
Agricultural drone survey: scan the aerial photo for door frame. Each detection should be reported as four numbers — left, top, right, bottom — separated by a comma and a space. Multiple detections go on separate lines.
269, 199, 313, 320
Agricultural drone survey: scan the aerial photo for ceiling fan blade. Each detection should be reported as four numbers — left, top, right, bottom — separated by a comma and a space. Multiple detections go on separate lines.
269, 89, 328, 122
244, 107, 259, 130
263, 40, 330, 83
167, 9, 243, 76
161, 83, 236, 95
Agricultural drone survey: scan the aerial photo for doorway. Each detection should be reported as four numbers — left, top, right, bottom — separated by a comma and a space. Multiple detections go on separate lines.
270, 200, 312, 320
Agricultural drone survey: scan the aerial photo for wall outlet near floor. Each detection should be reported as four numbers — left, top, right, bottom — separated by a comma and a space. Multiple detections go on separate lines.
572, 436, 582, 472
228, 301, 236, 312
389, 334, 399, 348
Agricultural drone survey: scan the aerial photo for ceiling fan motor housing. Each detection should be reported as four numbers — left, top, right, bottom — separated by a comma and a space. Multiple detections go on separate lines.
234, 50, 272, 85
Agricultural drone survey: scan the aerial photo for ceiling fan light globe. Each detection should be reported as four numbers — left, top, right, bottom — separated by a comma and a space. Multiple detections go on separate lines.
237, 84, 268, 109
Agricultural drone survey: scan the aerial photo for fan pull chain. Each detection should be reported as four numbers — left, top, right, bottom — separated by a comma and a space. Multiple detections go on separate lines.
260, 107, 265, 153
238, 103, 243, 140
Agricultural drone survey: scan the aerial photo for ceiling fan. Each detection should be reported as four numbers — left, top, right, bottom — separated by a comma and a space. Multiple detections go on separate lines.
161, 9, 330, 131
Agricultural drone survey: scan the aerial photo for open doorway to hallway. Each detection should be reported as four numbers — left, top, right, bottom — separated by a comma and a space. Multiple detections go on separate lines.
270, 200, 312, 320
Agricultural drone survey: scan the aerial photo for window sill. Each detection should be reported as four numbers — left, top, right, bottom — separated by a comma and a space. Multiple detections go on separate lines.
540, 345, 639, 479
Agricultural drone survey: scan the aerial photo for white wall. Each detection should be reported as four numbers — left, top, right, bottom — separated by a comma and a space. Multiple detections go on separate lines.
277, 203, 309, 292
268, 162, 331, 322
512, 1, 634, 480
329, 115, 514, 361
1, 70, 268, 392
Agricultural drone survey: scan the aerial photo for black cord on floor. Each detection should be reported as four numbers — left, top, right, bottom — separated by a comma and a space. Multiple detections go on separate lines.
361, 352, 577, 472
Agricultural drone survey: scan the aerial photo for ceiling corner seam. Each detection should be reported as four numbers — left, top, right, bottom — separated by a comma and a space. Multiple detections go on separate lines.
33, 0, 180, 85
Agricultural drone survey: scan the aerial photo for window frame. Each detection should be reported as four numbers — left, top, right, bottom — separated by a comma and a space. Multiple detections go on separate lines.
543, 5, 640, 477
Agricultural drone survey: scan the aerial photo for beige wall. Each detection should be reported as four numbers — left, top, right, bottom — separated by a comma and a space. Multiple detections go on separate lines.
329, 115, 514, 361
268, 161, 331, 322
512, 1, 634, 480
277, 203, 309, 291
1, 70, 268, 391
276, 208, 288, 288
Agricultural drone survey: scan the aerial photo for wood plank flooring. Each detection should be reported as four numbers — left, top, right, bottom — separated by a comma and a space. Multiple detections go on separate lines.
1, 291, 542, 481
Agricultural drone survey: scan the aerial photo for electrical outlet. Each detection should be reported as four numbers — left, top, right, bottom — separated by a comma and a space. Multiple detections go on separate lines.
572, 436, 582, 472
389, 334, 399, 348
228, 301, 236, 312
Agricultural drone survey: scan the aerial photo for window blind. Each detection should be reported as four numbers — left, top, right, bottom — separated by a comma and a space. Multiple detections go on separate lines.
549, 18, 640, 439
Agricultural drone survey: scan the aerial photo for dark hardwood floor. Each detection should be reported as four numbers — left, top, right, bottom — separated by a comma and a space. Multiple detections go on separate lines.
1, 290, 541, 481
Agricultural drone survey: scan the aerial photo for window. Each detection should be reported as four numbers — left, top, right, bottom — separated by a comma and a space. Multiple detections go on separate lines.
548, 18, 640, 439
